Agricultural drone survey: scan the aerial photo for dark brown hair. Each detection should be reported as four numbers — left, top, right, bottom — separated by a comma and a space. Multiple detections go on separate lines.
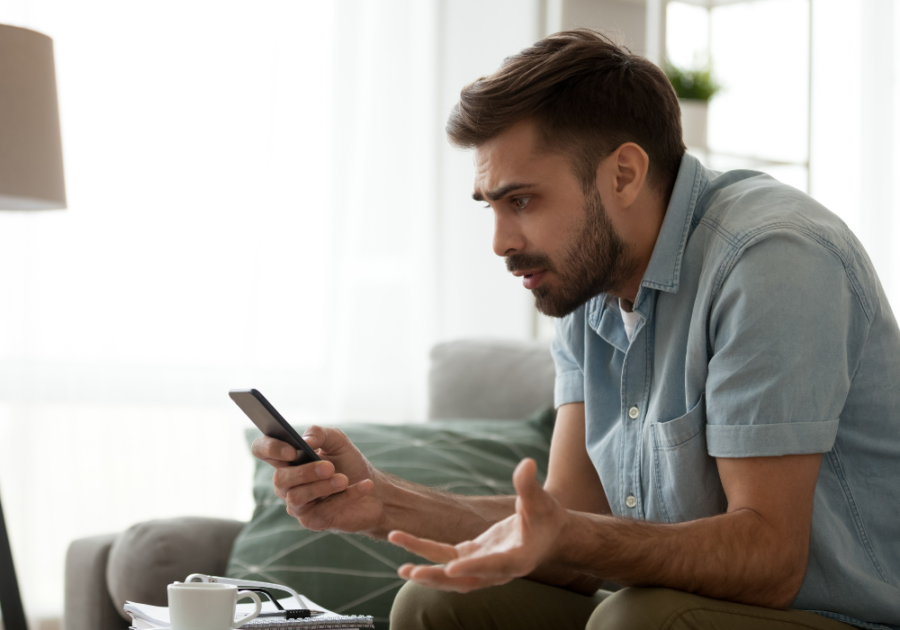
446, 29, 686, 197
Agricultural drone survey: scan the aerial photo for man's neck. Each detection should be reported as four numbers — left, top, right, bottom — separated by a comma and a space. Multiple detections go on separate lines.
611, 185, 671, 305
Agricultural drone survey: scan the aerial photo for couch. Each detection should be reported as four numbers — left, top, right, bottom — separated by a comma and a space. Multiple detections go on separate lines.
64, 339, 555, 630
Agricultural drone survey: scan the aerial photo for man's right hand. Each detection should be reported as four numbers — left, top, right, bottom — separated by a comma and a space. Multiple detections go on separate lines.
250, 426, 389, 536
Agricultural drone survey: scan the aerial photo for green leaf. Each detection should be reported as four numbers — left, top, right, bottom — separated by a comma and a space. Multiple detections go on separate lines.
665, 60, 722, 102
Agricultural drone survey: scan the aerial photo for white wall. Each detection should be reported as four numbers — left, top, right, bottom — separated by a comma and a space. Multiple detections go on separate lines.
434, 0, 543, 342
561, 0, 647, 54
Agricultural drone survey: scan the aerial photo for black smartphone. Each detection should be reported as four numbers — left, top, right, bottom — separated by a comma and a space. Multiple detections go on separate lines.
229, 389, 321, 466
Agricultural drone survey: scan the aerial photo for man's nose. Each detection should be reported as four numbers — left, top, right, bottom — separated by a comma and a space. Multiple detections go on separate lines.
492, 211, 525, 257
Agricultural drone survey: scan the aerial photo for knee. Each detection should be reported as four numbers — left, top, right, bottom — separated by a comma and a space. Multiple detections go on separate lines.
389, 581, 468, 630
587, 587, 683, 630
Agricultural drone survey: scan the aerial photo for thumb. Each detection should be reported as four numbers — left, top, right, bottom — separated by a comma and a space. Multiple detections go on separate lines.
512, 458, 545, 515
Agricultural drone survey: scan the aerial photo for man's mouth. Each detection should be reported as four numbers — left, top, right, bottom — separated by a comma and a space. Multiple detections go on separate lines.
512, 269, 547, 290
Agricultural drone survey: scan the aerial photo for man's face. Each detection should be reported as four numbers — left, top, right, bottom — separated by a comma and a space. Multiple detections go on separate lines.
473, 121, 637, 317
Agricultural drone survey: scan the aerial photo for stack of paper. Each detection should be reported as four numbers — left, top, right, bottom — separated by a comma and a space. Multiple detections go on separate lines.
124, 597, 374, 629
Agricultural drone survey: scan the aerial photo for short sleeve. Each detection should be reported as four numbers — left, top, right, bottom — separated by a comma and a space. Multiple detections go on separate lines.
552, 315, 585, 407
705, 230, 868, 457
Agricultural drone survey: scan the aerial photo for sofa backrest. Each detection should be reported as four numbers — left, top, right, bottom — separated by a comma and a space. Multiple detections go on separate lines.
427, 339, 556, 420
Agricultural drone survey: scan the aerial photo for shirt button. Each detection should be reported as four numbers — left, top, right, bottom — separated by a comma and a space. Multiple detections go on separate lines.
626, 495, 637, 508
628, 406, 639, 419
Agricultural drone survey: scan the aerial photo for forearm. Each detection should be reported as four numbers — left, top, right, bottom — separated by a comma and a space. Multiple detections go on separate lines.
554, 509, 807, 608
371, 471, 515, 543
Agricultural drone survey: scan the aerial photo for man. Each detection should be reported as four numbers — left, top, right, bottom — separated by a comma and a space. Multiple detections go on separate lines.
252, 30, 900, 629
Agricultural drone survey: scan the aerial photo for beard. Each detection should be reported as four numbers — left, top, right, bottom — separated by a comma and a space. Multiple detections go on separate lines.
506, 188, 638, 318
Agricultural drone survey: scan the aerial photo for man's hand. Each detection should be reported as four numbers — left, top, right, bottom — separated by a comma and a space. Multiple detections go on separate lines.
251, 426, 387, 534
388, 458, 566, 593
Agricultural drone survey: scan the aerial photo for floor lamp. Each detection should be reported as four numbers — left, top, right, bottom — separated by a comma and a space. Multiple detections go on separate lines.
0, 23, 67, 630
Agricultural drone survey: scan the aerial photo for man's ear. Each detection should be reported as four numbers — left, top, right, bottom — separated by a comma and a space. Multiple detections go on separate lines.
595, 142, 649, 207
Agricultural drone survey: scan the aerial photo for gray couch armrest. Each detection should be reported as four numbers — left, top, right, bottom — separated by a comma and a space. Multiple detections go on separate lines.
106, 517, 245, 621
65, 533, 129, 630
428, 339, 556, 420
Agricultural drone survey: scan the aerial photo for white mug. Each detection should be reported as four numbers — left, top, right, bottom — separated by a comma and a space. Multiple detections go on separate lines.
168, 582, 262, 630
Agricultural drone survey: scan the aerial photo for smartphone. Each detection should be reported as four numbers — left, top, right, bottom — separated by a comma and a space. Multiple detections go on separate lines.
229, 389, 321, 466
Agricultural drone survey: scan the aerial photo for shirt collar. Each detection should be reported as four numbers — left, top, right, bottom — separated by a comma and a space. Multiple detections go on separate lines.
639, 152, 709, 296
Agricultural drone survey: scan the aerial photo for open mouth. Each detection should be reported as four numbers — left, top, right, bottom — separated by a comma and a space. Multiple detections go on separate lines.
522, 270, 546, 290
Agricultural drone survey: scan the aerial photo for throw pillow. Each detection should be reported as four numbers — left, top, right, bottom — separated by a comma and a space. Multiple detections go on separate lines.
226, 410, 554, 629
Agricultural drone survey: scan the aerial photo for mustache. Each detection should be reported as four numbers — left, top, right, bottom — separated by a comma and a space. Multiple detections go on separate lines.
506, 252, 555, 274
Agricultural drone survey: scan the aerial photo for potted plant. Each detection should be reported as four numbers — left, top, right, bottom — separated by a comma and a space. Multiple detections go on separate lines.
665, 61, 722, 150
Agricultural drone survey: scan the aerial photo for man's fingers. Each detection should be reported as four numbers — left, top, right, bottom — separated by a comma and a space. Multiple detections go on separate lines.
445, 551, 527, 579
388, 531, 459, 564
300, 425, 355, 457
285, 474, 348, 513
512, 458, 546, 514
399, 563, 504, 593
297, 425, 326, 450
251, 436, 298, 467
390, 458, 551, 593
272, 460, 335, 492
295, 478, 373, 530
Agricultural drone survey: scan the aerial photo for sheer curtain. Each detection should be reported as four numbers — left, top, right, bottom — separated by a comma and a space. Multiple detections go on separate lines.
0, 0, 543, 622
0, 0, 441, 617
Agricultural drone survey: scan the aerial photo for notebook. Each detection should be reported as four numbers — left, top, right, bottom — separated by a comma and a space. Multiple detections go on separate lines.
124, 597, 374, 629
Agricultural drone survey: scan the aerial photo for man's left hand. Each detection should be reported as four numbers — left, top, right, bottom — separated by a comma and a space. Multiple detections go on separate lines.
387, 458, 566, 593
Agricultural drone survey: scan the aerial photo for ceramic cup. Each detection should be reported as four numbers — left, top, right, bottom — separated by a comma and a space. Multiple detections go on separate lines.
168, 582, 262, 630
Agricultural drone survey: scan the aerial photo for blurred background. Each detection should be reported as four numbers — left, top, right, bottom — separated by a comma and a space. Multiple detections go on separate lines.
0, 0, 897, 626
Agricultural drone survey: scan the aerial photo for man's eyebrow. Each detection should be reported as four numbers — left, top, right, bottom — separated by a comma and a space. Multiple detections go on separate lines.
472, 182, 534, 202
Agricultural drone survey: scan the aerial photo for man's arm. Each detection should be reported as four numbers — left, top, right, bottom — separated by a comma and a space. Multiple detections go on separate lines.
253, 402, 608, 581
524, 402, 612, 593
252, 426, 515, 542
555, 452, 821, 608
391, 402, 822, 610
543, 403, 610, 515
389, 402, 611, 594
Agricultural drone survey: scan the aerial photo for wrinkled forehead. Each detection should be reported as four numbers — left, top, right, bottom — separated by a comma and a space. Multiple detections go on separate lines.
472, 121, 557, 196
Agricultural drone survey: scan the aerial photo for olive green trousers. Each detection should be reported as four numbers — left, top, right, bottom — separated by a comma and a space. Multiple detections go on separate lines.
390, 579, 854, 630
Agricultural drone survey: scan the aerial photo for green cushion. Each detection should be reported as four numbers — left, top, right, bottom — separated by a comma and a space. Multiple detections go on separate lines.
226, 410, 554, 629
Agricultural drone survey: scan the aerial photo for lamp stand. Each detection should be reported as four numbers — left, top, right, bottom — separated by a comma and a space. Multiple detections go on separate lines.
0, 491, 26, 630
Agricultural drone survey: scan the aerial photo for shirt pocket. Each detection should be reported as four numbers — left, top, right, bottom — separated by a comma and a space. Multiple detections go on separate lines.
651, 393, 727, 523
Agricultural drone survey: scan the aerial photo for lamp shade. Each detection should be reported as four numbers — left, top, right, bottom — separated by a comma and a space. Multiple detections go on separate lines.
0, 24, 66, 209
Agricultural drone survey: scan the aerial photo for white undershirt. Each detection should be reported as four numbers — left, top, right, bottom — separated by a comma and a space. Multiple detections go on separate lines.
619, 299, 640, 342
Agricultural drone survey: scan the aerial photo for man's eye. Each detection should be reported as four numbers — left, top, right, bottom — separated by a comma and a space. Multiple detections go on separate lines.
513, 197, 530, 210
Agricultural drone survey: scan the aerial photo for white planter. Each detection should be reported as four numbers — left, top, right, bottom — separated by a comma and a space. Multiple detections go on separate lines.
679, 99, 709, 151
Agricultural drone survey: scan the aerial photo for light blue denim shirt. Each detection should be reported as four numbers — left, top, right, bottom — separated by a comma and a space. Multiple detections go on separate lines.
552, 154, 900, 630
